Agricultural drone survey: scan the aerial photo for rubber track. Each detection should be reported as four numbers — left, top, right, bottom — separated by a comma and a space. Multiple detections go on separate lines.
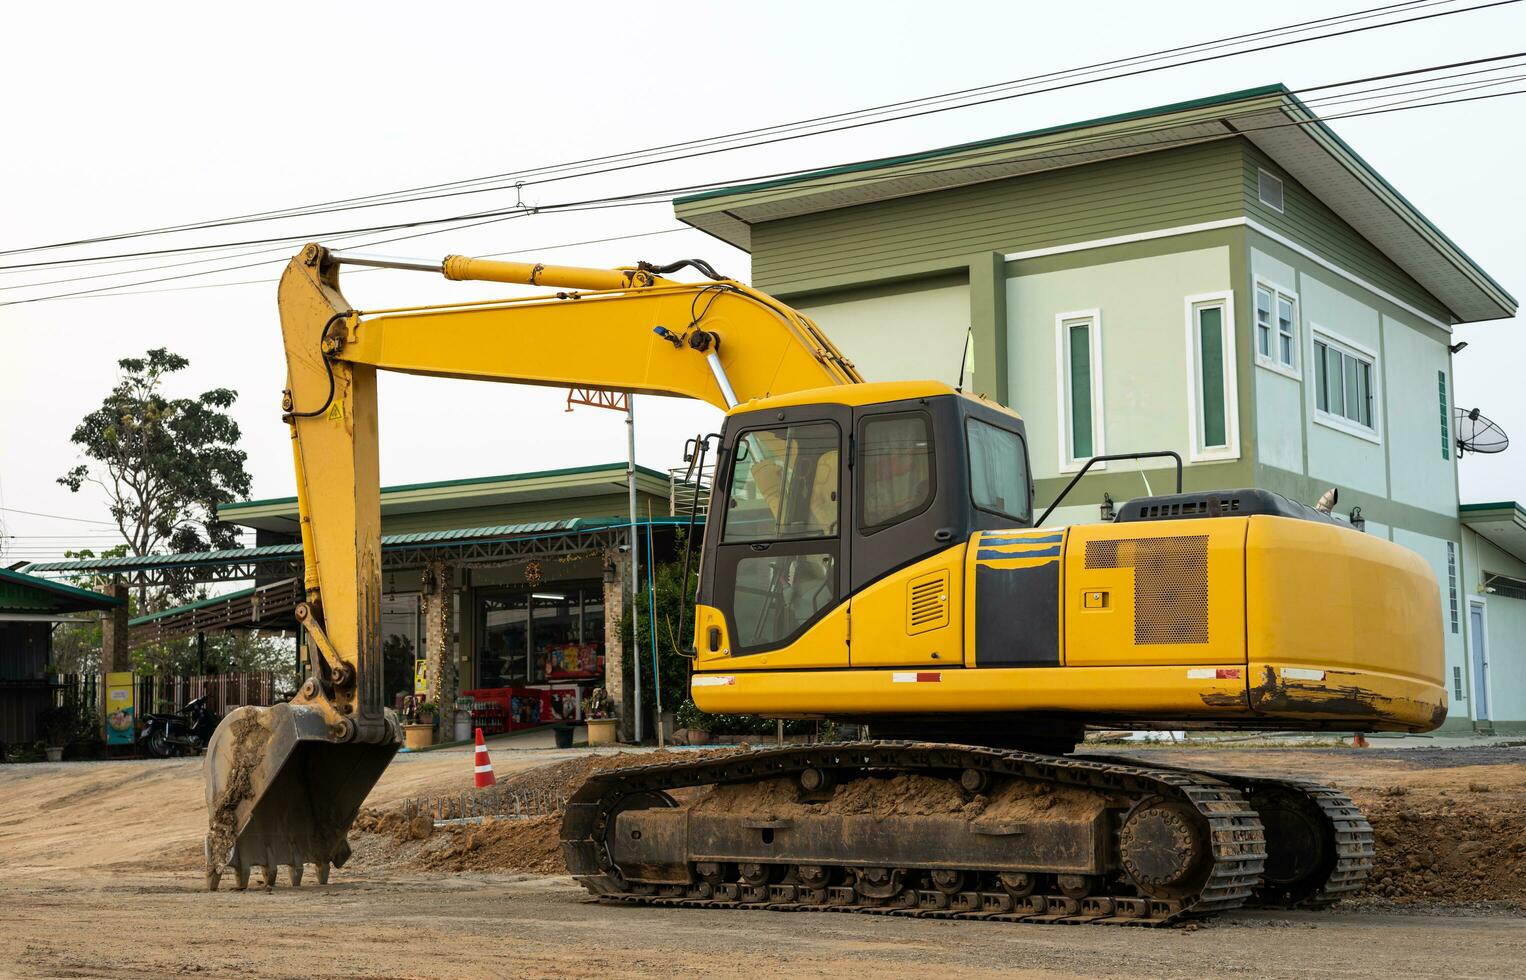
561, 742, 1267, 927
1079, 753, 1375, 909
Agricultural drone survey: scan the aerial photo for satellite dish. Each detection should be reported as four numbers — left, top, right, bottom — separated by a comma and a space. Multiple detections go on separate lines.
1454, 407, 1510, 455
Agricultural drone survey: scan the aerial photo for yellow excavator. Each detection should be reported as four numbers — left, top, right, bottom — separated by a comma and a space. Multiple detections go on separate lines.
204, 243, 1445, 924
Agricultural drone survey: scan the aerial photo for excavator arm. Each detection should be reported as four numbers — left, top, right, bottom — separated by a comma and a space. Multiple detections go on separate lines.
202, 243, 860, 889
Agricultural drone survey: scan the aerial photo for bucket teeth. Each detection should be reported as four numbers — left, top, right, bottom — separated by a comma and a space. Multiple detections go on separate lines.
202, 702, 399, 895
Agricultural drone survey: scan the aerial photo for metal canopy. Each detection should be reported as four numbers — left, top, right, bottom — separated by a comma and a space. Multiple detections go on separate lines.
21, 518, 692, 588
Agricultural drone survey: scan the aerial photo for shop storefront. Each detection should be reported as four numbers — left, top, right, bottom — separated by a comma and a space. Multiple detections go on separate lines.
469, 580, 605, 733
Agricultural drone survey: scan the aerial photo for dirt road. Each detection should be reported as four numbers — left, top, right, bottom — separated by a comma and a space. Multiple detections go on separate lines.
3, 744, 1524, 979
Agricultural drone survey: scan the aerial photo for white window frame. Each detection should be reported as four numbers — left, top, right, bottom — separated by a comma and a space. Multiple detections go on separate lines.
1054, 309, 1105, 473
1183, 291, 1240, 463
1257, 168, 1285, 213
1253, 279, 1301, 380
1310, 325, 1382, 445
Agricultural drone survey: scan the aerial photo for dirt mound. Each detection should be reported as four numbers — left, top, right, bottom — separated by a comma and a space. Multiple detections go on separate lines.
1352, 786, 1526, 906
413, 815, 566, 874
693, 772, 1102, 824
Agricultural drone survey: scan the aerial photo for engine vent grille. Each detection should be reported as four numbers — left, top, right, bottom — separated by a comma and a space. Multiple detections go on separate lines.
1134, 497, 1242, 520
1085, 535, 1209, 645
907, 571, 950, 635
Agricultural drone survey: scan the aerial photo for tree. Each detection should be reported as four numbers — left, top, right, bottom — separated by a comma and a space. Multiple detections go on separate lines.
58, 348, 252, 605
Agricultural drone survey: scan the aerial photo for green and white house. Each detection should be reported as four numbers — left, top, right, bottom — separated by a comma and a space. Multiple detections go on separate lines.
676, 85, 1522, 731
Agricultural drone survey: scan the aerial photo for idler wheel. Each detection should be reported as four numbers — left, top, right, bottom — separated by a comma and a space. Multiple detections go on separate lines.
1119, 799, 1210, 899
1248, 786, 1334, 905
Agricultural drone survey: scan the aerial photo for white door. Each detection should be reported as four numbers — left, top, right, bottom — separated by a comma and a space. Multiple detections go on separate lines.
1468, 600, 1490, 722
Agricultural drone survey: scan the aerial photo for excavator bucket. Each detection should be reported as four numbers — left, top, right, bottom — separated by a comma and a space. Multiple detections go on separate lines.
202, 703, 399, 890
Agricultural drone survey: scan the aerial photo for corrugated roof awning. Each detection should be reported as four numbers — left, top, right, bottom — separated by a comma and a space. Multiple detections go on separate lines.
0, 566, 124, 614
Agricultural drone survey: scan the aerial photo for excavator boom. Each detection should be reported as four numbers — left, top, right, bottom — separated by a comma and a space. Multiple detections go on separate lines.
203, 244, 861, 889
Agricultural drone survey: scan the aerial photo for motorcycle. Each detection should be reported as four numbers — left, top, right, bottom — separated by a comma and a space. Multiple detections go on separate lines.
138, 696, 221, 758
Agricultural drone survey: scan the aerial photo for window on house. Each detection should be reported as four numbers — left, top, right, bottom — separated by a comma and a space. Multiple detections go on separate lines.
1258, 168, 1285, 212
1189, 297, 1236, 458
1447, 542, 1459, 634
1439, 370, 1451, 460
1057, 312, 1102, 468
1254, 284, 1298, 373
1313, 332, 1378, 435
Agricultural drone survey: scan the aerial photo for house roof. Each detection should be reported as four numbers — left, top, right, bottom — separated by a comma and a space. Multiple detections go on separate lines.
1460, 500, 1526, 563
0, 566, 124, 614
675, 85, 1514, 324
217, 461, 673, 534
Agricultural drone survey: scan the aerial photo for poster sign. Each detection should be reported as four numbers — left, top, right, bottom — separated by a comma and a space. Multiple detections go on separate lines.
414, 658, 429, 696
104, 671, 135, 746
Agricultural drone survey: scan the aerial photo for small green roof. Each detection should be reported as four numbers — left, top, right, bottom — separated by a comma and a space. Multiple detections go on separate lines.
0, 566, 124, 614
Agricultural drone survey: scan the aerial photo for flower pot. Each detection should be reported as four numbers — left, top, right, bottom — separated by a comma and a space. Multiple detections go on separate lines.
402, 723, 435, 751
687, 729, 713, 746
45, 746, 64, 763
585, 717, 617, 746
553, 725, 575, 749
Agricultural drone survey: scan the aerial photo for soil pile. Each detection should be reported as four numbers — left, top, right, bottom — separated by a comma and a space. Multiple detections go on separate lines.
1352, 785, 1526, 905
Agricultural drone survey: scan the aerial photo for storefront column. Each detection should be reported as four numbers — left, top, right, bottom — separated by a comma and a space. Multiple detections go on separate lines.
423, 561, 459, 740
602, 548, 633, 742
101, 578, 131, 672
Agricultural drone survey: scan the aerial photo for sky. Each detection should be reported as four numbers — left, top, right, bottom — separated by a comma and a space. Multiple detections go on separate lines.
2, 0, 1523, 565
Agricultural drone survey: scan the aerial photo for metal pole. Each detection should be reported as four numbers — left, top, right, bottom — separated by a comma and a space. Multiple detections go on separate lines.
627, 395, 642, 744
646, 521, 664, 749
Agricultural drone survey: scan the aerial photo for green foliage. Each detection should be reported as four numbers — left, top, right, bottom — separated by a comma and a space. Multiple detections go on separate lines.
672, 698, 816, 736
38, 706, 74, 746
48, 545, 133, 675
131, 629, 297, 681
57, 347, 252, 605
620, 531, 697, 719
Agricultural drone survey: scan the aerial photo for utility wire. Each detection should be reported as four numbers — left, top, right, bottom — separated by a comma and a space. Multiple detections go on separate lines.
1, 0, 1511, 261
0, 506, 118, 525
4, 43, 1522, 287
5, 58, 1518, 307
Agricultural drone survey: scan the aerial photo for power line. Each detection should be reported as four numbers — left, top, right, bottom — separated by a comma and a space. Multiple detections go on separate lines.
0, 505, 118, 526
7, 59, 1519, 308
0, 0, 1511, 263
2, 46, 1516, 299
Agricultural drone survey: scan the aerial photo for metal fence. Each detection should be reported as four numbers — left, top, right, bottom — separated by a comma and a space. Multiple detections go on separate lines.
56, 671, 287, 716
137, 671, 286, 714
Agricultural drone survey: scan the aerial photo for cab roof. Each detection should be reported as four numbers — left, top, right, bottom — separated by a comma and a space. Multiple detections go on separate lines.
734, 380, 1021, 418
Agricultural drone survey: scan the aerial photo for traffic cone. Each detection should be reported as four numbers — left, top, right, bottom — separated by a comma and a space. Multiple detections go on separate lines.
473, 728, 496, 787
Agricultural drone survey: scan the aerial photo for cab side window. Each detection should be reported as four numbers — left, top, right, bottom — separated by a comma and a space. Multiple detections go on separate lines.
967, 418, 1030, 522
858, 412, 934, 532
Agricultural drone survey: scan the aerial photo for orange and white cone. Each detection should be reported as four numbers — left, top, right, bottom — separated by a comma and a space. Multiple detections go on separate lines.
473, 728, 496, 788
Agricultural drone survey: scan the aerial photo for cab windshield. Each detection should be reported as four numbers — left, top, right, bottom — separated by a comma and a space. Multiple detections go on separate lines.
722, 422, 839, 543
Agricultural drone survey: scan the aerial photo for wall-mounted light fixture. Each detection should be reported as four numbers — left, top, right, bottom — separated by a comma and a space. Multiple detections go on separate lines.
1449, 341, 1469, 354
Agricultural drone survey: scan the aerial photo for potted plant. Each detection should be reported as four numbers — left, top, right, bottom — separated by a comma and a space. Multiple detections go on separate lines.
582, 687, 617, 746
39, 706, 72, 762
675, 699, 713, 746
400, 696, 435, 751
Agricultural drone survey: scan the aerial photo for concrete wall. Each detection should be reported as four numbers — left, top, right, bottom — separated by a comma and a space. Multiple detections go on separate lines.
794, 275, 971, 387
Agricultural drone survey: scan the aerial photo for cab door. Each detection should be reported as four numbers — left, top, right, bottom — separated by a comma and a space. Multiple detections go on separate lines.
849, 406, 962, 667
708, 404, 852, 668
